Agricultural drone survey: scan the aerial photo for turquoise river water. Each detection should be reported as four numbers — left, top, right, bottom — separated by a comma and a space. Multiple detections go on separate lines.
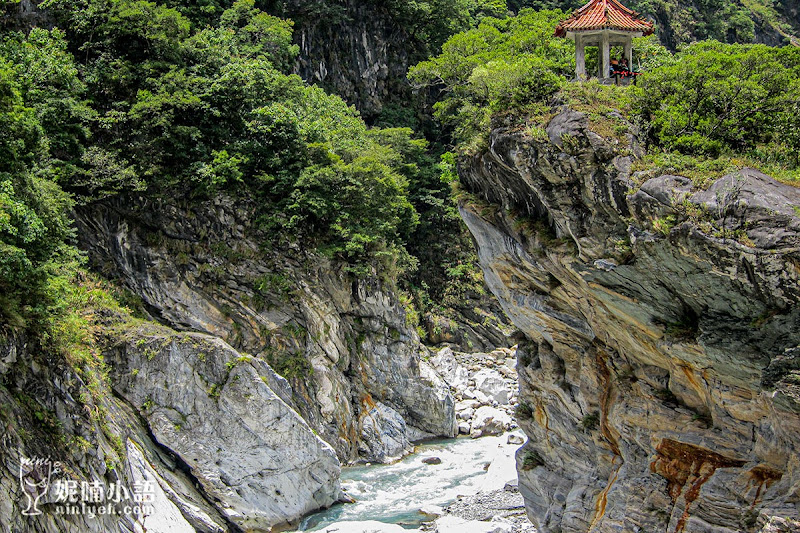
294, 433, 521, 531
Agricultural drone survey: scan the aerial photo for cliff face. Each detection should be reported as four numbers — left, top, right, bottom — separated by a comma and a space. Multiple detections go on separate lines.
2, 191, 459, 531
1, 320, 341, 533
458, 108, 800, 533
76, 196, 456, 464
282, 0, 414, 121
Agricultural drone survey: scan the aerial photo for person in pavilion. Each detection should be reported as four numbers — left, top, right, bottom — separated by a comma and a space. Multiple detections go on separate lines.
554, 0, 654, 82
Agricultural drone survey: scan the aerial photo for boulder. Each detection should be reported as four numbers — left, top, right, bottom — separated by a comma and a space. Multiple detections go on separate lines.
430, 347, 470, 390
471, 406, 512, 436
507, 434, 524, 445
111, 330, 341, 531
456, 399, 479, 411
359, 400, 411, 463
473, 369, 508, 404
457, 407, 475, 420
419, 504, 444, 519
473, 390, 490, 405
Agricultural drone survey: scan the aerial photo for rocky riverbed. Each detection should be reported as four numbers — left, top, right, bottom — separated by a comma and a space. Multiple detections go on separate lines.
431, 486, 536, 533
429, 346, 519, 438
305, 430, 534, 533
300, 343, 533, 533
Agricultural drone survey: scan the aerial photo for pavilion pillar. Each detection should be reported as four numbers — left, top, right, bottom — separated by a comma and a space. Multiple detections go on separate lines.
624, 38, 633, 69
601, 31, 610, 79
575, 34, 586, 80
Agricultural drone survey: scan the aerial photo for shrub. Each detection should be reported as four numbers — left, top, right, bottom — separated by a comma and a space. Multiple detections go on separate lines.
515, 401, 534, 421
521, 449, 545, 470
409, 9, 572, 149
580, 411, 600, 431
632, 42, 800, 158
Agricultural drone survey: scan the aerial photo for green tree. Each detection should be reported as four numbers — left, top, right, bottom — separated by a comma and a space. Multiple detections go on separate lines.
409, 9, 571, 148
0, 51, 77, 323
35, 0, 427, 274
633, 41, 800, 157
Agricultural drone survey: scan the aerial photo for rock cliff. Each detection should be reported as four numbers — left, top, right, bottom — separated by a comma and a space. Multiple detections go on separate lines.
1, 191, 459, 532
76, 196, 456, 464
280, 0, 414, 121
1, 318, 341, 533
458, 107, 800, 533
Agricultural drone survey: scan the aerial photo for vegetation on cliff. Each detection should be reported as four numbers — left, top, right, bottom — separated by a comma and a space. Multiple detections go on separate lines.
2, 0, 799, 363
0, 0, 422, 332
0, 0, 518, 355
633, 41, 800, 161
411, 8, 799, 188
409, 9, 572, 149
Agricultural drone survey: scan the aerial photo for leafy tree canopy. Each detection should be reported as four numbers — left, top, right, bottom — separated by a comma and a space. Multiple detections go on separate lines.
0, 0, 451, 326
28, 0, 424, 274
0, 31, 80, 324
408, 9, 572, 149
633, 41, 800, 162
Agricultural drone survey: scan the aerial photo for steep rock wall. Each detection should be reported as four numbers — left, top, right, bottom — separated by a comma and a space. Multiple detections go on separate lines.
282, 0, 414, 121
458, 107, 800, 533
75, 196, 456, 465
0, 321, 341, 533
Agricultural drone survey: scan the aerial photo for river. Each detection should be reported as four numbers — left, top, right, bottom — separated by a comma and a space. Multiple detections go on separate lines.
293, 432, 524, 532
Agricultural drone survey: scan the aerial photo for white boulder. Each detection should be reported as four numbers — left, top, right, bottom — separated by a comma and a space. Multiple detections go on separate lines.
471, 406, 512, 436
473, 369, 509, 404
430, 347, 470, 390
359, 400, 411, 462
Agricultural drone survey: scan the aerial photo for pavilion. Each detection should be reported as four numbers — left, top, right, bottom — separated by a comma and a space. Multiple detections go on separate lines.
555, 0, 654, 81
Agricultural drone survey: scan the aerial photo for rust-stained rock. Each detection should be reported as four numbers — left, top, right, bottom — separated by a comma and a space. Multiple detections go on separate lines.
459, 107, 800, 533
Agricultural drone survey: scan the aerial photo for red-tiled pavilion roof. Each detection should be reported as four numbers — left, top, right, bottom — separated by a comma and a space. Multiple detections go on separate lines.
554, 0, 654, 37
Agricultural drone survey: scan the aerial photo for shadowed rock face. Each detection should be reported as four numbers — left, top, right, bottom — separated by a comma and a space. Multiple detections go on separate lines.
282, 0, 413, 121
458, 107, 800, 533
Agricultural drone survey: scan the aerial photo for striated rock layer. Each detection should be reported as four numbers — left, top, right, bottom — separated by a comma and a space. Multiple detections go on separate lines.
282, 0, 413, 120
458, 107, 800, 533
0, 321, 341, 533
76, 197, 456, 465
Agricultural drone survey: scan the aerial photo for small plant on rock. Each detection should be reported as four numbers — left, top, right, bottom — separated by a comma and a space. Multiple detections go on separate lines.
654, 387, 678, 405
515, 402, 534, 421
522, 449, 545, 470
580, 412, 600, 431
652, 215, 677, 236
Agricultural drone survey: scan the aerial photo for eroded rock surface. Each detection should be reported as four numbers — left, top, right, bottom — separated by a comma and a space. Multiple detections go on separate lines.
108, 324, 341, 530
282, 0, 413, 120
76, 197, 456, 464
459, 107, 800, 533
0, 322, 338, 533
